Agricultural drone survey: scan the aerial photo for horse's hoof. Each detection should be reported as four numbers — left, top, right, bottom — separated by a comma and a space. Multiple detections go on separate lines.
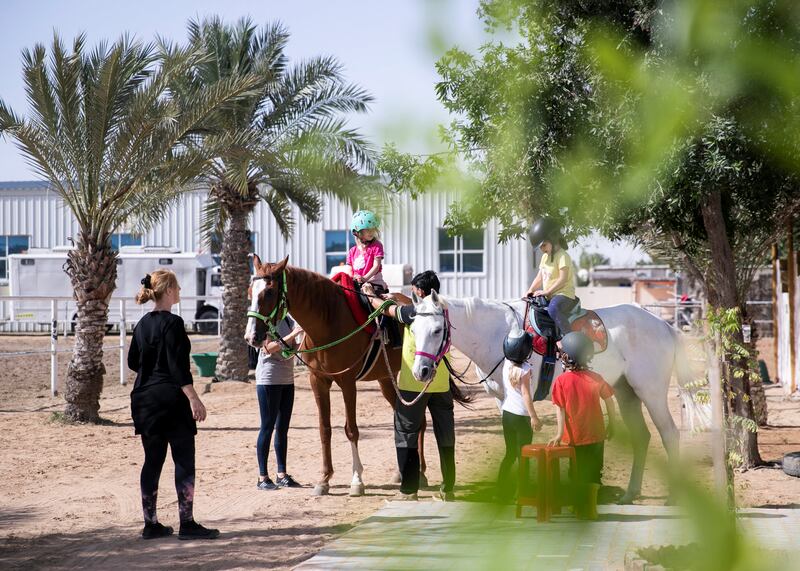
349, 483, 365, 497
419, 472, 429, 488
390, 471, 402, 485
312, 483, 330, 496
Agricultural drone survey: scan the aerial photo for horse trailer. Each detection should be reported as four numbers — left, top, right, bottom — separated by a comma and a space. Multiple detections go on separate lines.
8, 246, 222, 333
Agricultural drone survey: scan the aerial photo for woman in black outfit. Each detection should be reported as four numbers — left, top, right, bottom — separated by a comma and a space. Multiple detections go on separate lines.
128, 269, 219, 540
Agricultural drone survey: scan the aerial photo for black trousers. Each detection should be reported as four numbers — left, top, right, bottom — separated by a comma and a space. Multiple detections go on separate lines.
574, 441, 605, 485
496, 410, 533, 498
395, 390, 456, 494
140, 433, 195, 524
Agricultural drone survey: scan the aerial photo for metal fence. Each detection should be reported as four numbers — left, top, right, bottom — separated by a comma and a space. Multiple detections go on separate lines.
0, 296, 222, 397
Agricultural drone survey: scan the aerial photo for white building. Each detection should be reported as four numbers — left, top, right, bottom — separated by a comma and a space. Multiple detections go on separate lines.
0, 181, 535, 300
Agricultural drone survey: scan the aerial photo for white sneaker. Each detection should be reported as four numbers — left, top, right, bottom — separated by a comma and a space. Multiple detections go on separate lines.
397, 492, 418, 501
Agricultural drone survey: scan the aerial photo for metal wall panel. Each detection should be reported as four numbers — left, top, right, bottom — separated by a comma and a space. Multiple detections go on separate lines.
1, 183, 534, 301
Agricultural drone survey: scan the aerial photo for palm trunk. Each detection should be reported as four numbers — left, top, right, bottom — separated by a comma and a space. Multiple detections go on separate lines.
701, 189, 763, 468
63, 232, 117, 422
215, 197, 253, 382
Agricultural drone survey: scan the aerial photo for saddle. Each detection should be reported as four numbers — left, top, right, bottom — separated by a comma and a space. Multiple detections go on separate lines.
523, 296, 608, 401
524, 296, 608, 354
330, 272, 403, 348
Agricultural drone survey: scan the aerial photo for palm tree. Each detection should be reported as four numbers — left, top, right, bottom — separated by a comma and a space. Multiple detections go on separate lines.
0, 33, 257, 421
169, 17, 381, 381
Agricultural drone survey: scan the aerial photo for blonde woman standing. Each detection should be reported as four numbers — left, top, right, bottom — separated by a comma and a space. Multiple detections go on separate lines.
128, 270, 218, 540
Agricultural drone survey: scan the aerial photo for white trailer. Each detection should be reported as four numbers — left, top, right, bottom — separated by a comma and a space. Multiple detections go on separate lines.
8, 246, 222, 333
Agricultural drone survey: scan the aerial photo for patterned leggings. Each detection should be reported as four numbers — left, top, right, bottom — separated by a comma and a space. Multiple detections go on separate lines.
140, 434, 195, 524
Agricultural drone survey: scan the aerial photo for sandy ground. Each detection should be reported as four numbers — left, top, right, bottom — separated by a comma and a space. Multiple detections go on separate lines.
1, 335, 799, 570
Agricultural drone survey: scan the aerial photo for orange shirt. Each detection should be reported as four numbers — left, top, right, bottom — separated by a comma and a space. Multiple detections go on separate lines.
551, 370, 614, 446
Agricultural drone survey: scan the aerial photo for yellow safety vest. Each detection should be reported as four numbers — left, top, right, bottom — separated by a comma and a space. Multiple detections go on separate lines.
398, 327, 450, 393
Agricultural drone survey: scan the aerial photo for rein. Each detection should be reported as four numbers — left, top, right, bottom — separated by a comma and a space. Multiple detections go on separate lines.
247, 270, 396, 358
246, 269, 431, 407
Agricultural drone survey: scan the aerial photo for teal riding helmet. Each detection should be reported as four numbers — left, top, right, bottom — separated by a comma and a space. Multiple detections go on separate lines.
351, 210, 380, 233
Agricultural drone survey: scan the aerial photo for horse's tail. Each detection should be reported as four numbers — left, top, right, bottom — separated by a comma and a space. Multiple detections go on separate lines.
671, 326, 712, 431
449, 377, 474, 409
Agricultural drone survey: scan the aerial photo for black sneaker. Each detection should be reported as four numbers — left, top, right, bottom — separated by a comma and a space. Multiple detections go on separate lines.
142, 522, 174, 540
276, 474, 302, 488
257, 477, 278, 490
178, 520, 220, 540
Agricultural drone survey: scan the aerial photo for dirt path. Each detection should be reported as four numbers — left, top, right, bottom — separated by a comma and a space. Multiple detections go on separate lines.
0, 335, 798, 569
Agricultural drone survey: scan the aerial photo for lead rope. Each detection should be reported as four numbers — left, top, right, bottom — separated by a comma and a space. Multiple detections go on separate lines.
377, 323, 435, 407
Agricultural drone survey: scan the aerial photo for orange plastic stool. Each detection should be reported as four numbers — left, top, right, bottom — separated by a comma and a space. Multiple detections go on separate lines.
516, 444, 576, 521
544, 445, 577, 517
516, 444, 547, 521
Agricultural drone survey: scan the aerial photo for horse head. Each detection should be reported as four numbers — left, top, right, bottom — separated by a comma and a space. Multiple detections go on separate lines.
244, 254, 289, 348
410, 289, 450, 382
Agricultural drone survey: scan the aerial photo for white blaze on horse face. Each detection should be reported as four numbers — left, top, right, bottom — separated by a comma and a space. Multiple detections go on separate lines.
410, 296, 445, 382
244, 278, 267, 347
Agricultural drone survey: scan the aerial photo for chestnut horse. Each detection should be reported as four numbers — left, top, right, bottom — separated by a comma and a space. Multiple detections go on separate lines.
244, 256, 411, 496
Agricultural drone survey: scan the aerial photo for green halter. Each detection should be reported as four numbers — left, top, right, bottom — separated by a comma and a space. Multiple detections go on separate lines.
247, 270, 289, 341
246, 269, 396, 359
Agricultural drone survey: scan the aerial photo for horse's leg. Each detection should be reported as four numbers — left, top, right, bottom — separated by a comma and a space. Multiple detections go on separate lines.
310, 373, 334, 496
614, 379, 651, 505
378, 378, 403, 485
418, 415, 429, 488
641, 388, 680, 504
340, 380, 366, 497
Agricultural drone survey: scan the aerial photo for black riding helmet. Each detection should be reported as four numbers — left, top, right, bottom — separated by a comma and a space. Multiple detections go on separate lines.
561, 331, 594, 368
528, 217, 562, 248
503, 328, 534, 364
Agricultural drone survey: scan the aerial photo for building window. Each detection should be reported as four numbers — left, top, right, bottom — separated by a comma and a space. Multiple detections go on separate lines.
325, 230, 355, 274
438, 228, 484, 273
0, 235, 30, 280
111, 233, 142, 250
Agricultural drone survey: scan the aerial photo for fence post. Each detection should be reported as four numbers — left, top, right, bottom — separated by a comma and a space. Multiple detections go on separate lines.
50, 299, 58, 397
119, 299, 127, 386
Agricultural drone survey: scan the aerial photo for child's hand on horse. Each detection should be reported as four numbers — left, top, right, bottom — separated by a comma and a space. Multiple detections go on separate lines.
361, 282, 374, 295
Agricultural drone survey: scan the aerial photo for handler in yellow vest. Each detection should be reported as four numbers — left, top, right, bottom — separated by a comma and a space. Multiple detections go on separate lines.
363, 271, 456, 502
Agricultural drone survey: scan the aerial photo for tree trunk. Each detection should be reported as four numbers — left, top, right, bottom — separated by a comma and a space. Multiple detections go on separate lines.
63, 232, 117, 422
701, 189, 763, 468
215, 194, 254, 382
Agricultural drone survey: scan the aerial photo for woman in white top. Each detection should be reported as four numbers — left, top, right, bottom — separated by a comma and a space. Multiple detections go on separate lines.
496, 329, 542, 501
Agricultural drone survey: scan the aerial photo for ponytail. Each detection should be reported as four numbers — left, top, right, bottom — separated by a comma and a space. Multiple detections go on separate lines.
135, 269, 178, 305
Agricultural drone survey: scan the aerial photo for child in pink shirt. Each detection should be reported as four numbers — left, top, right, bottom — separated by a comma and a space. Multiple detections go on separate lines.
347, 210, 388, 294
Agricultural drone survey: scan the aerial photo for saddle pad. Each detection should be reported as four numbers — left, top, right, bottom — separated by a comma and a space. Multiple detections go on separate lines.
331, 272, 376, 335
355, 338, 383, 381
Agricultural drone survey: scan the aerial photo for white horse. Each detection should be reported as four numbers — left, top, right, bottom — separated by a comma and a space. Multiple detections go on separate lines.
409, 291, 704, 504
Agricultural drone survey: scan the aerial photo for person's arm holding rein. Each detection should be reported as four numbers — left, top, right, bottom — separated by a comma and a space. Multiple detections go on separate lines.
362, 282, 401, 320
525, 269, 543, 298
262, 326, 304, 355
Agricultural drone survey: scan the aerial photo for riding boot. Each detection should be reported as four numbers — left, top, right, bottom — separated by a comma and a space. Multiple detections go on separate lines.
396, 447, 420, 494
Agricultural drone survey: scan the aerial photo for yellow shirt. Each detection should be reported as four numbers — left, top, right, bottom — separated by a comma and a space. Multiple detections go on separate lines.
540, 249, 576, 299
398, 328, 450, 393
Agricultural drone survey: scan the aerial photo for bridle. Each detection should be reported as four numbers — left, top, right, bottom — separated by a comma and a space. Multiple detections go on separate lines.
246, 270, 289, 340
413, 308, 452, 366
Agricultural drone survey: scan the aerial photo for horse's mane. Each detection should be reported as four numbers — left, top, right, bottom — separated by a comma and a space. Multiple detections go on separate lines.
442, 295, 521, 325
